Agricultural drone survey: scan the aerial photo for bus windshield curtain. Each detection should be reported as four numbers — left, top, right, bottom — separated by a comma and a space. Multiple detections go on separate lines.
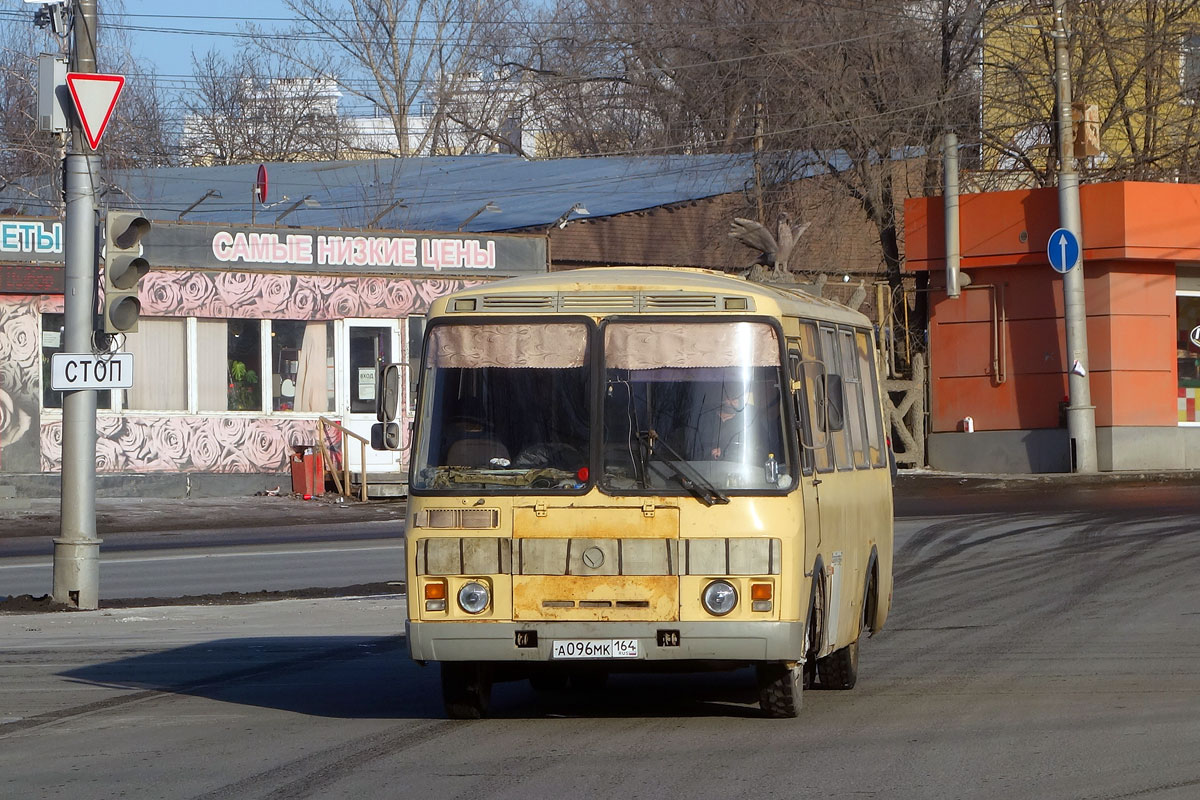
429, 323, 588, 369
605, 322, 779, 370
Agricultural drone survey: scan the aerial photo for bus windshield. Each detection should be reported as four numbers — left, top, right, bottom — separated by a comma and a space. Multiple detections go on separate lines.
410, 321, 591, 491
409, 318, 792, 495
601, 321, 791, 494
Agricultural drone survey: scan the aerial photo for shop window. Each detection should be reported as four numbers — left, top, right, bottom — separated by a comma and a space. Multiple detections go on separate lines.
197, 318, 262, 412
271, 320, 334, 412
1177, 294, 1200, 423
40, 313, 111, 410
123, 318, 187, 411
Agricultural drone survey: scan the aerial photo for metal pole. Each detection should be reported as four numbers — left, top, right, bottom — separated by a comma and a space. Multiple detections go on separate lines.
1052, 0, 1098, 473
944, 131, 963, 299
53, 0, 101, 608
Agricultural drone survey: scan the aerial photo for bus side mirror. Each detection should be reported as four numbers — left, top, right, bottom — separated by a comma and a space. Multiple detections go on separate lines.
797, 360, 830, 450
819, 374, 846, 432
377, 363, 402, 422
371, 421, 402, 451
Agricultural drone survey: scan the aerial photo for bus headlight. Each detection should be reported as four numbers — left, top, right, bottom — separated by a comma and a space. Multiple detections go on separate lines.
457, 581, 490, 614
701, 580, 738, 616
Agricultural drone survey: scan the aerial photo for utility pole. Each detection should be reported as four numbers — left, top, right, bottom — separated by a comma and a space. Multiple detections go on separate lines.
1052, 0, 1099, 473
53, 0, 102, 608
943, 131, 964, 299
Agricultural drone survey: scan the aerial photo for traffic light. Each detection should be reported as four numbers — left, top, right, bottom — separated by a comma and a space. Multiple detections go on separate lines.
103, 211, 151, 334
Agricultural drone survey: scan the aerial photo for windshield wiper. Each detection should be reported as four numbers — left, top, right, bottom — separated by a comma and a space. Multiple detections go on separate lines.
636, 430, 729, 506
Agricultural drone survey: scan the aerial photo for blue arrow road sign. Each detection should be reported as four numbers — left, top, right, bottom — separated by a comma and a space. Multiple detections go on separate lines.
1047, 227, 1080, 274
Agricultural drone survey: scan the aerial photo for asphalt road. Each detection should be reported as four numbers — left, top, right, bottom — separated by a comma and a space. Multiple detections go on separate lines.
2, 483, 1199, 799
0, 521, 405, 600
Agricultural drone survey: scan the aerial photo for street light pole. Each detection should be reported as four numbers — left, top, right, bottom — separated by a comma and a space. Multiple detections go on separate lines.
53, 0, 102, 608
1052, 0, 1098, 473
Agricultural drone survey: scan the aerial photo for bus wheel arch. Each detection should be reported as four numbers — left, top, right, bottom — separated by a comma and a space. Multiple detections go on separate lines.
805, 556, 827, 688
816, 549, 877, 691
863, 547, 880, 636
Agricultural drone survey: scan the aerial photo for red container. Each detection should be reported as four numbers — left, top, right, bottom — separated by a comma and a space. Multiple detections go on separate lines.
289, 445, 324, 496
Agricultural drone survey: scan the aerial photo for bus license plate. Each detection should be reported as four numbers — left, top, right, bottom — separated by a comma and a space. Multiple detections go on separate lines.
551, 639, 639, 659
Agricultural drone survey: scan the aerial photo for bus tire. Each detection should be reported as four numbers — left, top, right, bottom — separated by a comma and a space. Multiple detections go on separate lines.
441, 662, 492, 719
757, 662, 803, 718
817, 639, 859, 690
818, 567, 870, 690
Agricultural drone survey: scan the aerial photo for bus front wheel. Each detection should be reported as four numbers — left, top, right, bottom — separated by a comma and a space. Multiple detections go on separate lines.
441, 662, 492, 719
757, 662, 803, 718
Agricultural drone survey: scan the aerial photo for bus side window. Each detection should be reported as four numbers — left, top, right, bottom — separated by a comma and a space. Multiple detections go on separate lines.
838, 328, 870, 468
796, 322, 833, 472
856, 330, 887, 468
818, 325, 853, 469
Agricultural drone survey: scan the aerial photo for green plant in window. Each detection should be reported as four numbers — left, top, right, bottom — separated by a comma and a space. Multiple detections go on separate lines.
228, 359, 260, 410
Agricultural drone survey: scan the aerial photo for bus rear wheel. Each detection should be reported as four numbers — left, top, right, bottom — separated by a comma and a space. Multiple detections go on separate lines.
441, 662, 492, 719
816, 638, 859, 689
757, 662, 803, 718
819, 568, 871, 690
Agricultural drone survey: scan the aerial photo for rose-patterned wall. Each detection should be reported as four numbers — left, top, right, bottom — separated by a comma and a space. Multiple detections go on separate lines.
140, 270, 463, 319
0, 270, 472, 474
0, 295, 40, 472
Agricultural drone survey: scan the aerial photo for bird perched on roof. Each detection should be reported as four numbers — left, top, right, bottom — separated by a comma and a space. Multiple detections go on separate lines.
728, 213, 811, 280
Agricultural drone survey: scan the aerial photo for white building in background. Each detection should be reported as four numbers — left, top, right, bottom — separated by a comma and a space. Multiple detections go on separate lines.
181, 72, 538, 165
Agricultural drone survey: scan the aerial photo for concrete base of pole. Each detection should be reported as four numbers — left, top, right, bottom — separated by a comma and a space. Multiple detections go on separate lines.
1067, 404, 1099, 474
51, 537, 103, 609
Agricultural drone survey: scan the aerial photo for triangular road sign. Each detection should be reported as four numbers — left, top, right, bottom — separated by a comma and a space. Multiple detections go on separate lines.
65, 72, 125, 150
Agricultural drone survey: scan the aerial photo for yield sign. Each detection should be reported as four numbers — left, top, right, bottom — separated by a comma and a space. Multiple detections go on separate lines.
65, 72, 125, 150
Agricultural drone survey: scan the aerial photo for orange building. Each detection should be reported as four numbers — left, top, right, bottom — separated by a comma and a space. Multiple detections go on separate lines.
905, 181, 1200, 473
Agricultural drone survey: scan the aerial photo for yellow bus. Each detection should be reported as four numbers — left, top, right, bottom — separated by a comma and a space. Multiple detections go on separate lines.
401, 267, 893, 718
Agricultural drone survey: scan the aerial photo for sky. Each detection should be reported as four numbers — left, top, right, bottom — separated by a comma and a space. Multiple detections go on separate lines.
117, 1, 293, 79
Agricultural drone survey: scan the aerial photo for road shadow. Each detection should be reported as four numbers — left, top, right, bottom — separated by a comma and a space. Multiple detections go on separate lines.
494, 668, 766, 719
58, 635, 770, 720
59, 635, 444, 720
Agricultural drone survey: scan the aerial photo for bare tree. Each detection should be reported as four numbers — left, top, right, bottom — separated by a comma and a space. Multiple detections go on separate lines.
0, 21, 57, 196
981, 0, 1200, 188
248, 0, 522, 157
181, 49, 355, 165
504, 1, 997, 292
0, 2, 172, 212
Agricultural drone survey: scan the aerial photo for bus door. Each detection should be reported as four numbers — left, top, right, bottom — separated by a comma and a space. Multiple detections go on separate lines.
788, 334, 824, 566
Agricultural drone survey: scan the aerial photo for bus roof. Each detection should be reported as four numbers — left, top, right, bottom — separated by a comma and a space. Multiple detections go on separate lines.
431, 266, 873, 328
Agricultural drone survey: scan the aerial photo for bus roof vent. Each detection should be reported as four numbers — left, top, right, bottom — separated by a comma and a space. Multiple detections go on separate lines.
479, 294, 556, 310
642, 292, 721, 311
558, 292, 639, 312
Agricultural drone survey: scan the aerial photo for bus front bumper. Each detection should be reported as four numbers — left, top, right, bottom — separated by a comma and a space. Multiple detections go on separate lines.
406, 619, 805, 663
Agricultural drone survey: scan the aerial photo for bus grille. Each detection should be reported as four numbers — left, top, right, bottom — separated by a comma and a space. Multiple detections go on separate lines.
414, 537, 781, 576
479, 294, 556, 309
642, 293, 719, 310
558, 293, 639, 311
467, 291, 752, 313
